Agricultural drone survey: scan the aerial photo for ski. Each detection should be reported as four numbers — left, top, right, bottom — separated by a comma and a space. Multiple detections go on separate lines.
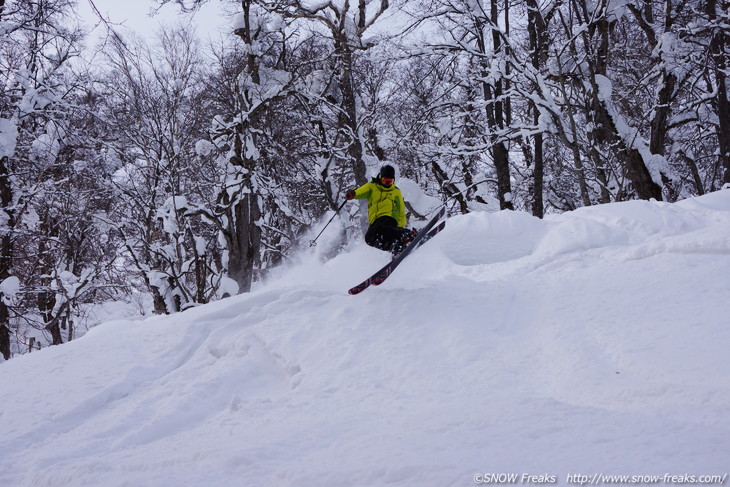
348, 207, 446, 295
371, 220, 445, 286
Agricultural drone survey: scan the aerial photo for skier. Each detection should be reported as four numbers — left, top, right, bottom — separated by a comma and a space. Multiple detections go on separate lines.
345, 164, 417, 255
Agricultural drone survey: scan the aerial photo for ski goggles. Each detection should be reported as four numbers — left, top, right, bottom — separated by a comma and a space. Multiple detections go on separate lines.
381, 178, 394, 186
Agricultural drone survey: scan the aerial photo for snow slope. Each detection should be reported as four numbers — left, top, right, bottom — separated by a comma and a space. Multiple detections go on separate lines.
1, 191, 730, 487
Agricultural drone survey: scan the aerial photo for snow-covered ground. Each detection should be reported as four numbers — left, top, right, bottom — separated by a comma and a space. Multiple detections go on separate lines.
2, 190, 729, 487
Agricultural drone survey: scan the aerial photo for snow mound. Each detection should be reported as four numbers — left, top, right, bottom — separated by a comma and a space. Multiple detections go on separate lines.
1, 190, 729, 486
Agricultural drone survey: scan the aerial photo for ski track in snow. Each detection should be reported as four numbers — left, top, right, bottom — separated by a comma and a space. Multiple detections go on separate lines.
1, 191, 730, 486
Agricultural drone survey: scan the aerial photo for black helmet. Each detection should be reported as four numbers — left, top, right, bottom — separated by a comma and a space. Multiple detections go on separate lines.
380, 165, 395, 180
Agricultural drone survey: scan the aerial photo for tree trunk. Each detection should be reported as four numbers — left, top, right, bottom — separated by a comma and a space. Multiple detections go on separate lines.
432, 161, 469, 214
0, 321, 8, 360
492, 142, 513, 210
532, 131, 544, 218
474, 0, 513, 211
579, 0, 663, 201
592, 97, 663, 200
46, 321, 63, 346
629, 1, 678, 197
649, 72, 677, 156
220, 125, 262, 294
335, 36, 367, 187
151, 287, 168, 314
44, 303, 66, 346
706, 0, 730, 184
586, 1, 615, 203
0, 154, 12, 360
226, 193, 261, 294
717, 66, 730, 185
678, 150, 705, 195
223, 0, 265, 293
526, 0, 549, 217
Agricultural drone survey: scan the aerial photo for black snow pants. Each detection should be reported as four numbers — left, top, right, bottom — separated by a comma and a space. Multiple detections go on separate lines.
365, 216, 411, 253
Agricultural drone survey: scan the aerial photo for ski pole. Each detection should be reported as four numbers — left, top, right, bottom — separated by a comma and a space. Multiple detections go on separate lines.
310, 200, 348, 247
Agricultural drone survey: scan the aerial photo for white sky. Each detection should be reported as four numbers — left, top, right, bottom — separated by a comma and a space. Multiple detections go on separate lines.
76, 0, 234, 44
76, 0, 418, 45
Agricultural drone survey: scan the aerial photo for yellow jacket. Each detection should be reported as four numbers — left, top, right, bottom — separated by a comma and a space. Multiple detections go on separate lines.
352, 181, 407, 227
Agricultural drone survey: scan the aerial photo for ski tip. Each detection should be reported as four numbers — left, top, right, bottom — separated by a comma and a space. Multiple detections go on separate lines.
348, 286, 365, 295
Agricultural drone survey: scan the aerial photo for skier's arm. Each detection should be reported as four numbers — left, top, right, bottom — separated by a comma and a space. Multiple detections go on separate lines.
351, 183, 372, 200
396, 191, 407, 227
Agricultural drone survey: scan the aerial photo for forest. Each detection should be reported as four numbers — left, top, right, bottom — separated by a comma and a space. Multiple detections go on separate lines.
0, 0, 728, 360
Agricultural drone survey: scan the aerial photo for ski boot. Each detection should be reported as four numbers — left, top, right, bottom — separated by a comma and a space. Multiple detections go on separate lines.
391, 228, 418, 256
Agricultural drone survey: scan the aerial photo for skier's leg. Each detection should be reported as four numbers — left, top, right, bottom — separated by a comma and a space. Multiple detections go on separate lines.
389, 227, 413, 255
365, 216, 416, 253
365, 217, 396, 251
377, 218, 412, 253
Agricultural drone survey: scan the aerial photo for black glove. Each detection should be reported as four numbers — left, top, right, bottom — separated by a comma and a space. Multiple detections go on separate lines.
346, 189, 356, 200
